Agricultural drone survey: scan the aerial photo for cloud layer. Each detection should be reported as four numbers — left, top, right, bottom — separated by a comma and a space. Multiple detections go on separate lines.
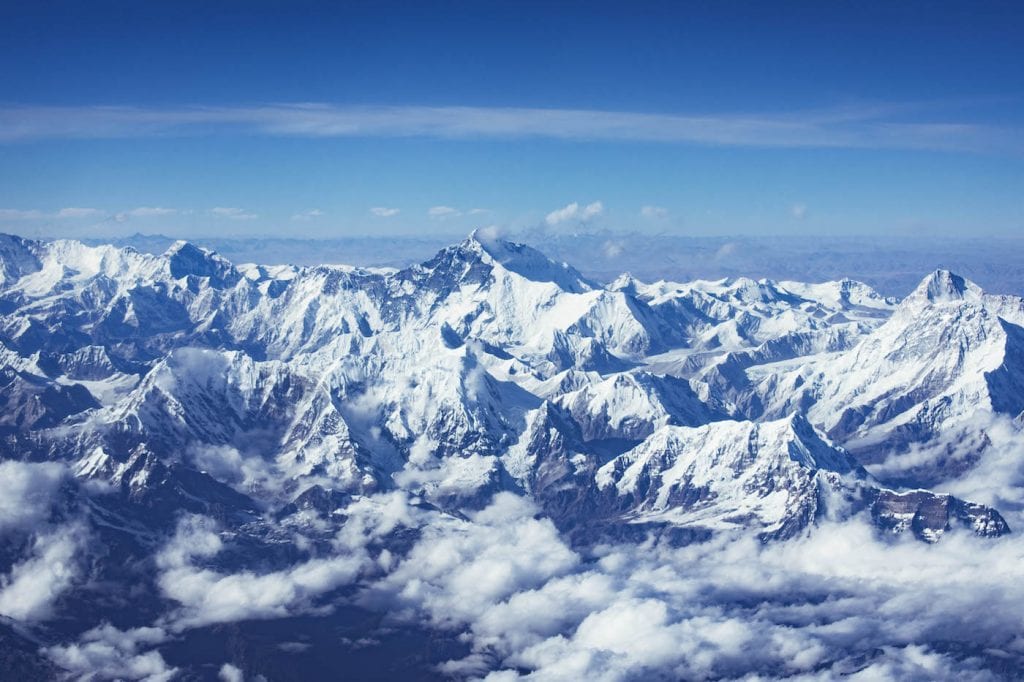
363, 497, 1024, 681
6, 472, 1020, 680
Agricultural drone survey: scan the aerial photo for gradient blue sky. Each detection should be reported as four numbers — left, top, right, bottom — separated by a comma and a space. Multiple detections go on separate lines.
1, 0, 1022, 238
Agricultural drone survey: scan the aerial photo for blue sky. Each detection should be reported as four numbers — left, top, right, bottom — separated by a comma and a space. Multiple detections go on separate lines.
0, 0, 1022, 238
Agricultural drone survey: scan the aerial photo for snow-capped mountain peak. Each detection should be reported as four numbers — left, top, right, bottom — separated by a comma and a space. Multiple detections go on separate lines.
463, 228, 596, 293
164, 240, 240, 286
904, 268, 983, 305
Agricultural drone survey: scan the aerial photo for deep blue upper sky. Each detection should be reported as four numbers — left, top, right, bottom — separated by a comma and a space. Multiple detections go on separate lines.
1, 0, 1021, 238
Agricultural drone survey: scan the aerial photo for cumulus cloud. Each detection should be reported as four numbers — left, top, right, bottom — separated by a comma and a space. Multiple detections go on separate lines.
474, 224, 504, 242
0, 523, 86, 621
370, 207, 400, 217
218, 663, 245, 682
0, 462, 86, 623
156, 515, 367, 629
639, 205, 668, 220
363, 493, 577, 628
186, 443, 282, 497
0, 461, 66, 532
886, 414, 1024, 528
45, 625, 175, 682
545, 201, 603, 226
210, 207, 258, 220
18, 480, 1024, 680
154, 493, 424, 632
394, 451, 499, 501
333, 491, 423, 552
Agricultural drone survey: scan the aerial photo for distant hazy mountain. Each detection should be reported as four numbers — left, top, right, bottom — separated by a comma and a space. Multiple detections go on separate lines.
76, 229, 1024, 297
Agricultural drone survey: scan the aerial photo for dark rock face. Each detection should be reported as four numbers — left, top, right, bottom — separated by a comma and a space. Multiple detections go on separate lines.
870, 489, 1010, 542
0, 234, 42, 287
276, 485, 354, 520
0, 368, 100, 434
167, 242, 240, 288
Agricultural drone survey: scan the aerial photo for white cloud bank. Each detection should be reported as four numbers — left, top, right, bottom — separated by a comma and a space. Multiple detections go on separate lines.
15, 475, 1023, 680
354, 493, 1024, 681
370, 207, 400, 217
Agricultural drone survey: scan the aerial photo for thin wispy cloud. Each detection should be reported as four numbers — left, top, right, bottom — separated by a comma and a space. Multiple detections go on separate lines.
55, 207, 102, 218
0, 207, 102, 220
640, 205, 668, 220
291, 208, 324, 221
428, 205, 460, 218
0, 209, 47, 220
602, 239, 625, 258
370, 207, 400, 218
126, 206, 177, 217
1, 206, 179, 224
209, 207, 258, 220
791, 203, 808, 220
113, 207, 178, 223
427, 206, 489, 219
0, 102, 1018, 154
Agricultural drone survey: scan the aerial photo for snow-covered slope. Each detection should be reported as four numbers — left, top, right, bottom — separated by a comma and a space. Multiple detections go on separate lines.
749, 270, 1024, 485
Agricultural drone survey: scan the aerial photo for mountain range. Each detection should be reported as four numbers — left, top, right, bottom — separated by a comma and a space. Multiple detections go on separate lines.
1, 229, 1022, 679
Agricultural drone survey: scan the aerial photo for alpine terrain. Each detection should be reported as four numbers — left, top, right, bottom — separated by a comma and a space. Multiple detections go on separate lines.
1, 229, 1022, 680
